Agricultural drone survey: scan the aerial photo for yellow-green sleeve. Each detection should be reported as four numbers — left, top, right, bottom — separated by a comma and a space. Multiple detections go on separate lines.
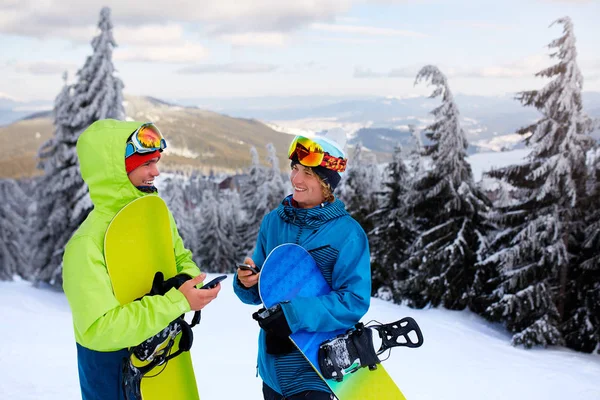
63, 235, 191, 351
168, 209, 201, 278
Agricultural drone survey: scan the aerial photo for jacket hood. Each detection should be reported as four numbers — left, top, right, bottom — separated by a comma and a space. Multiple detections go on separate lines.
77, 119, 151, 214
276, 194, 348, 228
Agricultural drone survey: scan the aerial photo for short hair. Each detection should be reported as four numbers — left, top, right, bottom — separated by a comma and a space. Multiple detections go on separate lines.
303, 167, 335, 203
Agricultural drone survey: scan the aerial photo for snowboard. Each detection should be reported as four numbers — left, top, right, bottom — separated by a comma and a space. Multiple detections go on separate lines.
104, 195, 199, 400
258, 243, 407, 400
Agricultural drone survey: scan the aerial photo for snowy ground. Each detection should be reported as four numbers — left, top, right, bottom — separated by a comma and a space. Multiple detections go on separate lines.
1, 276, 599, 400
467, 149, 530, 181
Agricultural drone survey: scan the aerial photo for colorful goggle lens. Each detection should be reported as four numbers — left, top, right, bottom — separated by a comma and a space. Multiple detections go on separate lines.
288, 136, 347, 172
125, 123, 167, 158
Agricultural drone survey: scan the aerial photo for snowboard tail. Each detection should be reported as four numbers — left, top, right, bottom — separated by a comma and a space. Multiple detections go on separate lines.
259, 243, 412, 400
104, 195, 199, 400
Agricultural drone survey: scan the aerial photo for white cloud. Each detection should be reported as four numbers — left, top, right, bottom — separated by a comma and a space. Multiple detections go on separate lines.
114, 43, 208, 63
115, 24, 186, 46
0, 92, 21, 101
354, 67, 385, 78
177, 63, 278, 74
443, 20, 516, 31
334, 16, 360, 24
218, 32, 288, 47
541, 0, 593, 3
468, 55, 551, 78
354, 55, 554, 80
0, 0, 358, 39
354, 66, 418, 78
14, 60, 76, 75
311, 22, 427, 37
317, 37, 377, 44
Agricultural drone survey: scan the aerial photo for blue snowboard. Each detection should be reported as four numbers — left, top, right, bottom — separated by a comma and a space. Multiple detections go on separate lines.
258, 243, 407, 400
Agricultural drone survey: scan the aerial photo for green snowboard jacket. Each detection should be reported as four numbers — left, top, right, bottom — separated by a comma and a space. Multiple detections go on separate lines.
63, 119, 199, 352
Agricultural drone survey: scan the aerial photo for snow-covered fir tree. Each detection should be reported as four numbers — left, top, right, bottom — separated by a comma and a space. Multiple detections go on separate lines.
237, 146, 276, 258
399, 65, 492, 310
219, 189, 243, 267
31, 7, 125, 287
31, 73, 78, 286
264, 143, 288, 208
408, 124, 426, 179
237, 147, 265, 257
368, 145, 417, 300
161, 173, 199, 256
0, 179, 29, 280
197, 189, 239, 273
337, 142, 382, 232
476, 17, 596, 349
68, 7, 125, 129
566, 147, 600, 353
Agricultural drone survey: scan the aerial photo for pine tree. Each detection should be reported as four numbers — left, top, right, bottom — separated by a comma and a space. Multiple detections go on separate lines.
399, 65, 492, 310
566, 146, 600, 353
197, 190, 238, 273
238, 147, 271, 258
408, 124, 426, 179
368, 145, 417, 300
476, 17, 595, 348
69, 7, 125, 129
31, 7, 125, 287
337, 142, 382, 232
185, 173, 217, 266
219, 189, 243, 269
264, 143, 288, 209
0, 179, 29, 280
31, 73, 77, 286
162, 174, 199, 256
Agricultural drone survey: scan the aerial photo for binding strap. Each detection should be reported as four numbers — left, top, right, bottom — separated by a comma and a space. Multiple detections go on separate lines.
122, 271, 201, 399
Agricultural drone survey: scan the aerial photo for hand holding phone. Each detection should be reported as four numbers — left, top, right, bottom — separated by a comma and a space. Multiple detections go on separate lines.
200, 275, 228, 289
237, 263, 260, 274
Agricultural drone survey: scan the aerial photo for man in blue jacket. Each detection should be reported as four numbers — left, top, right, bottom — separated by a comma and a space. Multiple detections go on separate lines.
233, 130, 371, 400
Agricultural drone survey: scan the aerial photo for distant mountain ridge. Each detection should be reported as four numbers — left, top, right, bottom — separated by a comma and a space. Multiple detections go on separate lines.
176, 92, 600, 154
2, 93, 599, 179
0, 96, 52, 127
0, 95, 292, 179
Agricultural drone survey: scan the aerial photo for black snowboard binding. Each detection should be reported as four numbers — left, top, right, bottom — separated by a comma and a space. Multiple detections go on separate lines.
318, 317, 423, 382
122, 271, 199, 400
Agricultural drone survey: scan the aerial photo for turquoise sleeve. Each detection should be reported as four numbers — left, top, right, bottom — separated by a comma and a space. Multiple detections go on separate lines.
282, 230, 371, 333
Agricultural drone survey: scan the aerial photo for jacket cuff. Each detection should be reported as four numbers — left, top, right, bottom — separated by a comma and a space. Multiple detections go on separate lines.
165, 287, 191, 314
280, 301, 299, 333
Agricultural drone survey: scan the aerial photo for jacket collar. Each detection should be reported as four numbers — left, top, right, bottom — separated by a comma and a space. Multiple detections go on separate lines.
276, 194, 348, 228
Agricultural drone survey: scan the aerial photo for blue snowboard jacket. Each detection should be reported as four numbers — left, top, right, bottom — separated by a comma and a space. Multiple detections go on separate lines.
233, 195, 371, 396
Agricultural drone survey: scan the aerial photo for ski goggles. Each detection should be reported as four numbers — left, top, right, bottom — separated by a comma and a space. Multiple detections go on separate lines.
125, 123, 167, 159
288, 135, 347, 172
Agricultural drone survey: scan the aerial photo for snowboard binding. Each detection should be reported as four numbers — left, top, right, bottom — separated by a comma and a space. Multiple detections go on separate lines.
122, 320, 193, 400
318, 317, 423, 382
122, 271, 199, 400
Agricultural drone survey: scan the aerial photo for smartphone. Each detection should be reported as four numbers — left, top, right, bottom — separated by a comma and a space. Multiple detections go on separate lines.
237, 263, 260, 274
200, 275, 227, 289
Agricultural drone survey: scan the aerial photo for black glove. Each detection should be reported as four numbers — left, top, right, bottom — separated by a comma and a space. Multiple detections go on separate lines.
253, 304, 295, 355
150, 272, 192, 296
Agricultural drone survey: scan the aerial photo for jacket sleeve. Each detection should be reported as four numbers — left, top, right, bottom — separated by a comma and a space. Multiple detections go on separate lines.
168, 209, 201, 278
232, 216, 269, 305
63, 235, 192, 352
281, 225, 371, 333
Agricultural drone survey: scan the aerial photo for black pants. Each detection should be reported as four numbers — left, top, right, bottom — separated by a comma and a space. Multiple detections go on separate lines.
263, 383, 335, 400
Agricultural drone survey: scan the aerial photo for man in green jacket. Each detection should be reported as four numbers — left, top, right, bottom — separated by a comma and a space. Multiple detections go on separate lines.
63, 119, 220, 400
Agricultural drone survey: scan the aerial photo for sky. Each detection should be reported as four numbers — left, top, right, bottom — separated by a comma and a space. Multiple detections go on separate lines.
1, 0, 599, 102
2, 275, 600, 399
